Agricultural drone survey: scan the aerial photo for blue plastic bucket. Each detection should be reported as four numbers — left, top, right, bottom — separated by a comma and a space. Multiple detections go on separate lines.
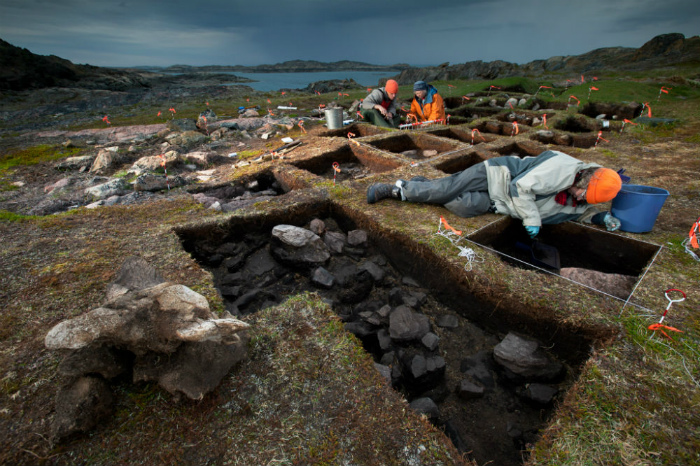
611, 184, 669, 233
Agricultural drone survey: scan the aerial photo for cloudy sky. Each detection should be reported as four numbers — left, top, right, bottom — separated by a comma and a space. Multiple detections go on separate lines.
1, 0, 698, 68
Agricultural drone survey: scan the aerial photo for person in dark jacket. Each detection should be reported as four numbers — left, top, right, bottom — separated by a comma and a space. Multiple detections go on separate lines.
360, 79, 401, 128
366, 150, 623, 237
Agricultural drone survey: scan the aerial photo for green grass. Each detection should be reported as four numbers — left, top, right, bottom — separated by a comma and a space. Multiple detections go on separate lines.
0, 144, 84, 173
0, 210, 33, 222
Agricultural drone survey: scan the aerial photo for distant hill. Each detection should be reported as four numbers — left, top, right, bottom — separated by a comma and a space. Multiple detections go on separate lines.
392, 33, 700, 84
2, 33, 699, 92
0, 38, 156, 91
160, 60, 411, 74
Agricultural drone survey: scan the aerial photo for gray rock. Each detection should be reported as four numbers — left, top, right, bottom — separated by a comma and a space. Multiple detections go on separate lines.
524, 383, 558, 405
55, 155, 96, 171
84, 178, 130, 200
133, 173, 186, 192
50, 376, 113, 442
132, 339, 248, 400
323, 231, 346, 254
436, 314, 459, 329
311, 267, 335, 289
409, 397, 440, 419
493, 332, 563, 381
347, 229, 368, 247
270, 224, 331, 267
421, 332, 440, 351
374, 363, 392, 384
359, 260, 385, 283
389, 305, 430, 342
457, 378, 485, 400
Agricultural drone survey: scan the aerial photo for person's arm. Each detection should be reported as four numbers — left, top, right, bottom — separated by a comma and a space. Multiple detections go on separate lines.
361, 89, 383, 110
409, 99, 421, 121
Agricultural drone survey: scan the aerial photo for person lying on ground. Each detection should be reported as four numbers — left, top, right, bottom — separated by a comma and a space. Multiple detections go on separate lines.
366, 150, 623, 238
408, 80, 445, 124
360, 79, 401, 128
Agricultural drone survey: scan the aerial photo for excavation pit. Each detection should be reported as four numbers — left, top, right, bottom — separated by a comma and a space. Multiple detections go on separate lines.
433, 151, 486, 174
188, 171, 285, 211
427, 126, 498, 146
469, 217, 661, 299
365, 133, 463, 160
492, 141, 547, 158
580, 102, 642, 120
290, 144, 399, 181
443, 106, 503, 120
320, 122, 385, 138
176, 205, 610, 466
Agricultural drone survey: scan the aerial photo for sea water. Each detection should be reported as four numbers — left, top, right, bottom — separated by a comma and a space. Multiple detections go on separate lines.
222, 71, 399, 92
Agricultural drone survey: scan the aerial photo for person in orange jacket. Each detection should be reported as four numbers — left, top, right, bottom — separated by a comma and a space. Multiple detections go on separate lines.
408, 81, 445, 123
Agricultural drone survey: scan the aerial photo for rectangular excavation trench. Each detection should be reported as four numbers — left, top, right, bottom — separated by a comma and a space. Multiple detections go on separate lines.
425, 126, 498, 146
290, 144, 400, 182
320, 122, 385, 139
469, 217, 661, 300
365, 132, 463, 161
175, 201, 614, 466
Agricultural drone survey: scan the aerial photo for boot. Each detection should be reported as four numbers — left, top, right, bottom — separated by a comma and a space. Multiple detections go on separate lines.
367, 183, 401, 204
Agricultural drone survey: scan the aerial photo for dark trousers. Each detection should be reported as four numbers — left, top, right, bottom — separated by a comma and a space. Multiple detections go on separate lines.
360, 108, 401, 128
402, 163, 492, 218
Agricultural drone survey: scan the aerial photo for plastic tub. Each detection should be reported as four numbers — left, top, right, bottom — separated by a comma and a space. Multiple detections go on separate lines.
611, 184, 669, 233
324, 108, 343, 129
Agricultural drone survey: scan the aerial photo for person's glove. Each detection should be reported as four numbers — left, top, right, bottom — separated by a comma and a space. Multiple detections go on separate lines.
525, 225, 540, 238
603, 212, 621, 231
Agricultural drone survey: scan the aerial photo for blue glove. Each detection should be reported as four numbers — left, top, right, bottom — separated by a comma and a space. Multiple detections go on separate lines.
603, 212, 621, 231
525, 225, 540, 238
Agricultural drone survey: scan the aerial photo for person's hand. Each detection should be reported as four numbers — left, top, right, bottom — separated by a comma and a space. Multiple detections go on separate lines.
525, 225, 540, 238
603, 213, 621, 231
376, 105, 387, 116
386, 112, 393, 119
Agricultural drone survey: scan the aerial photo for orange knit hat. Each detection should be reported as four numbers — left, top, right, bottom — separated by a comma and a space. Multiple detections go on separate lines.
586, 168, 622, 204
385, 79, 399, 94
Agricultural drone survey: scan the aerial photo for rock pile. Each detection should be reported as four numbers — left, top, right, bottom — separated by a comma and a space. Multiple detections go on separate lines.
44, 256, 250, 442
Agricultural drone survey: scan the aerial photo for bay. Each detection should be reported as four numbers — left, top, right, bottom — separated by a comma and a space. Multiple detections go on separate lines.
222, 70, 399, 92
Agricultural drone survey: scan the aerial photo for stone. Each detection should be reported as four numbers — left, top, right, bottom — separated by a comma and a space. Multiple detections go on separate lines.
311, 266, 335, 289
84, 178, 130, 200
524, 383, 558, 405
55, 155, 96, 171
493, 332, 563, 381
421, 332, 440, 351
347, 229, 368, 247
436, 314, 459, 329
409, 397, 440, 420
133, 339, 248, 400
50, 376, 113, 442
323, 231, 346, 254
457, 378, 485, 400
389, 305, 430, 342
270, 224, 331, 268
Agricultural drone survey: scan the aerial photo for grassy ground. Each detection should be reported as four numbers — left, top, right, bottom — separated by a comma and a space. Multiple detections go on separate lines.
1, 72, 699, 465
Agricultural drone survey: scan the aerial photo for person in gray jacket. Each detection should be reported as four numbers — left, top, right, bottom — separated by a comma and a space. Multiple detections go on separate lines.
360, 79, 401, 128
366, 150, 623, 237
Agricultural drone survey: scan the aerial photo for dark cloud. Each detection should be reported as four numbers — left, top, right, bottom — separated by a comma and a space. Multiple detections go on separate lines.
1, 0, 697, 67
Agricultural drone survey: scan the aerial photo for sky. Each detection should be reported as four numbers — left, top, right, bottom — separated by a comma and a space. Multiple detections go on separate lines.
1, 0, 699, 68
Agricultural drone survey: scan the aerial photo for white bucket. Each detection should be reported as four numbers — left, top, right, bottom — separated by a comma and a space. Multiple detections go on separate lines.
324, 108, 343, 129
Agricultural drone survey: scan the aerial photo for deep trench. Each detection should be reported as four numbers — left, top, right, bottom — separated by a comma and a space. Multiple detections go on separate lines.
175, 200, 616, 466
